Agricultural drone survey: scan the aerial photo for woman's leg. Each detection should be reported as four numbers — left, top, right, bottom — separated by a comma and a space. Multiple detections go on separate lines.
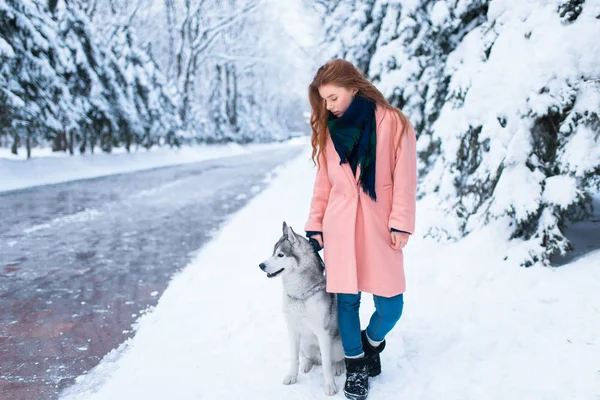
336, 292, 364, 357
365, 293, 404, 343
338, 293, 371, 400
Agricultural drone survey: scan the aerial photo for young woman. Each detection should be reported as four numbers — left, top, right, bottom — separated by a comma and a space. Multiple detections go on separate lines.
304, 58, 417, 400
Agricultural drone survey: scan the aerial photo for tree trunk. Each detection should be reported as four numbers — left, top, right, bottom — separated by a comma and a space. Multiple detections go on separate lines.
226, 63, 238, 127
69, 130, 74, 155
48, 0, 58, 13
53, 132, 66, 152
80, 130, 87, 154
11, 134, 19, 155
26, 133, 31, 159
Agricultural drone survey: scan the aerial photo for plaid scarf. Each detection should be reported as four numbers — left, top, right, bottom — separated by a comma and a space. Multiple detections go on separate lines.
327, 95, 377, 201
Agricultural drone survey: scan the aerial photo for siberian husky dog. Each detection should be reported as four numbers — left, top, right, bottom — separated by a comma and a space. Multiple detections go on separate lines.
259, 222, 345, 396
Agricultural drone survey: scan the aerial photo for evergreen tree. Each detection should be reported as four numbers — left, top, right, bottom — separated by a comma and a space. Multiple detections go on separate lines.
0, 0, 182, 157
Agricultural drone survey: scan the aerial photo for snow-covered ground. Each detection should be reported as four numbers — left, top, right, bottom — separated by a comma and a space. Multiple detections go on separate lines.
0, 139, 303, 193
59, 141, 600, 400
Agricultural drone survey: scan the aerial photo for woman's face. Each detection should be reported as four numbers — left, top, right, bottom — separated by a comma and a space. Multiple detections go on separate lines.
318, 83, 357, 118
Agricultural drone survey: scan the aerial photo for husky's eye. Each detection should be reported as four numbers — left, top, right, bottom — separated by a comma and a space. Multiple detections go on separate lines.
277, 253, 284, 258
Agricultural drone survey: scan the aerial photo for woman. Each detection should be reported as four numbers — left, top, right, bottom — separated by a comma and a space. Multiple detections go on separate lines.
304, 58, 417, 400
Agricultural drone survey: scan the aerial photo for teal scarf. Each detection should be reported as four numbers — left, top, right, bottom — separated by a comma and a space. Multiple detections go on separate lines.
327, 95, 377, 201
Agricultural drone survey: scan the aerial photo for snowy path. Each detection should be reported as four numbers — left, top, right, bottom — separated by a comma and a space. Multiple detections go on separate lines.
59, 146, 600, 400
0, 144, 304, 400
0, 141, 300, 193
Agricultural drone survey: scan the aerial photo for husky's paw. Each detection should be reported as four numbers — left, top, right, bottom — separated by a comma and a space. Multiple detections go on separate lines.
333, 361, 345, 376
300, 359, 314, 373
324, 382, 338, 396
282, 374, 297, 385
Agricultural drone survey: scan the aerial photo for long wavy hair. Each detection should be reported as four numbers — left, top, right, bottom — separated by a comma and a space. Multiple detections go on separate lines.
308, 58, 409, 168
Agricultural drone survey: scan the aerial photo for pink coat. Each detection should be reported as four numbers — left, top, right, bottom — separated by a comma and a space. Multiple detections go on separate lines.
304, 106, 417, 297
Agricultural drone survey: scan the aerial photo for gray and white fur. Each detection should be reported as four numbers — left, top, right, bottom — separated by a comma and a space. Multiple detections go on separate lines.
259, 221, 345, 396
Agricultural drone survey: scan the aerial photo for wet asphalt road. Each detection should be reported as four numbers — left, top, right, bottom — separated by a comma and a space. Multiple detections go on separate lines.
0, 144, 304, 400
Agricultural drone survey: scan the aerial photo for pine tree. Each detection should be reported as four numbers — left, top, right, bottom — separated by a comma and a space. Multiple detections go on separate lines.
0, 0, 183, 157
0, 0, 69, 158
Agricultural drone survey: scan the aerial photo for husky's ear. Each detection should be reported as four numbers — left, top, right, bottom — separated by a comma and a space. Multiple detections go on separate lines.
287, 225, 298, 244
282, 221, 289, 236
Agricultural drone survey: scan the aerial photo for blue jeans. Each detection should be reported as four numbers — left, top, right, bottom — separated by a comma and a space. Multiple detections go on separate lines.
337, 292, 404, 357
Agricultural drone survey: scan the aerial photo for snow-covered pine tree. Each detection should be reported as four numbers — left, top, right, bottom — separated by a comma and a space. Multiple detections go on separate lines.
0, 0, 71, 158
106, 24, 181, 150
315, 0, 383, 74
0, 0, 182, 157
207, 62, 234, 143
0, 10, 17, 152
51, 1, 104, 155
141, 41, 182, 148
315, 0, 600, 266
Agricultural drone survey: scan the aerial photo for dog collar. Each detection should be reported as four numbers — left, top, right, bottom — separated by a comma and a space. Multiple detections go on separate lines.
287, 280, 327, 301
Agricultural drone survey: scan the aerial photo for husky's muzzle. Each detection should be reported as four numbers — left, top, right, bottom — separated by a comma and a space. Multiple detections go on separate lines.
259, 263, 284, 278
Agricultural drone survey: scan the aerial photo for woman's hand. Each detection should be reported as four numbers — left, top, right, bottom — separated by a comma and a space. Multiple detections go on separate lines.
390, 231, 409, 250
312, 233, 324, 249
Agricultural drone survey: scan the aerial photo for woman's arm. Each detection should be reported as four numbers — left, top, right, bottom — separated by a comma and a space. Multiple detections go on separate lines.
389, 116, 417, 235
304, 150, 332, 233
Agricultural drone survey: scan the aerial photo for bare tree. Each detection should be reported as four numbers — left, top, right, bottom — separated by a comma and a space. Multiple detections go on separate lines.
176, 0, 262, 126
164, 0, 177, 79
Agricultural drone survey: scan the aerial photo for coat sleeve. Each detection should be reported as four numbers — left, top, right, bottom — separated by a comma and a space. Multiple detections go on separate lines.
304, 150, 332, 232
388, 115, 417, 235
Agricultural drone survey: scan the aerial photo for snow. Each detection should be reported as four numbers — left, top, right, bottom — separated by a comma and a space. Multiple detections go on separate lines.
489, 163, 545, 221
23, 208, 103, 234
430, 1, 450, 26
59, 142, 600, 400
543, 175, 578, 209
399, 0, 422, 15
560, 123, 600, 177
0, 36, 14, 57
0, 140, 302, 193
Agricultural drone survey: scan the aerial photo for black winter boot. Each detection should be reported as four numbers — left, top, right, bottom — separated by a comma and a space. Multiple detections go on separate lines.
361, 330, 386, 377
343, 356, 370, 400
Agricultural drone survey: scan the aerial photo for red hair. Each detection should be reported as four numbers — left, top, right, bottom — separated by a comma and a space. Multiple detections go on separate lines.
308, 58, 409, 167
